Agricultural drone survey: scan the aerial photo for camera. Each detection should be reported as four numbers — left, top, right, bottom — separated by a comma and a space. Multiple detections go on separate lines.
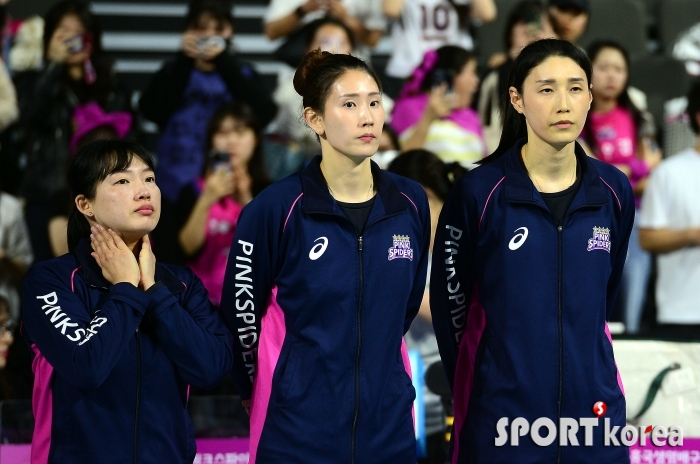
197, 36, 226, 51
64, 35, 85, 53
208, 151, 231, 172
431, 68, 454, 92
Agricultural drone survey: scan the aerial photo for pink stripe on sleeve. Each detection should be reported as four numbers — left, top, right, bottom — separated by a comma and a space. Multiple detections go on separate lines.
283, 194, 303, 232
400, 339, 415, 429
248, 287, 287, 464
70, 266, 82, 293
604, 323, 625, 396
479, 177, 505, 231
401, 192, 418, 212
599, 177, 622, 211
451, 284, 486, 464
30, 345, 54, 464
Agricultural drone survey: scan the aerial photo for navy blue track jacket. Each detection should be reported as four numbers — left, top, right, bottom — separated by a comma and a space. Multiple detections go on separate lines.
21, 239, 233, 464
220, 157, 431, 464
430, 141, 634, 464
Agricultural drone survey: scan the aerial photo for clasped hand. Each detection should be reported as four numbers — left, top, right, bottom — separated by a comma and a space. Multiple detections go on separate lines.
90, 225, 156, 290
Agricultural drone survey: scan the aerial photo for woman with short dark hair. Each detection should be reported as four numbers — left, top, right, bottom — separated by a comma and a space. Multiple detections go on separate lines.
21, 139, 232, 464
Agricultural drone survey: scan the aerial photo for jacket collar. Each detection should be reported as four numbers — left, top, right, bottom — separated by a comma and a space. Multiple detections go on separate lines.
300, 155, 409, 218
75, 238, 186, 293
504, 138, 609, 210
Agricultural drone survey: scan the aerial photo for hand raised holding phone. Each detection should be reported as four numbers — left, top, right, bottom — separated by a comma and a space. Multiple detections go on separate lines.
202, 162, 235, 206
425, 69, 458, 120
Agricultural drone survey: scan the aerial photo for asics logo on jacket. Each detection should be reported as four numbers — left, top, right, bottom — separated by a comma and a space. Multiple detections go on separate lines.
430, 140, 635, 464
309, 236, 329, 260
221, 157, 431, 464
508, 227, 529, 250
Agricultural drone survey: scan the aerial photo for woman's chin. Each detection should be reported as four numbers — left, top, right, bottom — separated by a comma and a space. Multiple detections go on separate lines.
114, 226, 157, 245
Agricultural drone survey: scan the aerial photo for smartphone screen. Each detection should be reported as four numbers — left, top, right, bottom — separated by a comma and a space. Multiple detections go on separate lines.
208, 151, 230, 172
64, 35, 84, 53
431, 68, 454, 92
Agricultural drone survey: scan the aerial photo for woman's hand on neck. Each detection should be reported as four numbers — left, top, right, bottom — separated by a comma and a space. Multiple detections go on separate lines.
87, 220, 143, 256
319, 140, 375, 203
521, 129, 578, 193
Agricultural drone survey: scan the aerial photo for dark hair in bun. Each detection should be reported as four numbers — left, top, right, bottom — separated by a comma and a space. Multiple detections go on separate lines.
293, 49, 383, 114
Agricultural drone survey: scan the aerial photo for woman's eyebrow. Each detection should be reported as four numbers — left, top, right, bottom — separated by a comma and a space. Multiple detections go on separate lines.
535, 77, 586, 84
339, 92, 382, 98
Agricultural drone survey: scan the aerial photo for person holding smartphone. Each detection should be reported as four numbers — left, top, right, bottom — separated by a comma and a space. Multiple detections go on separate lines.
390, 45, 485, 169
173, 102, 271, 307
11, 0, 131, 263
139, 0, 277, 204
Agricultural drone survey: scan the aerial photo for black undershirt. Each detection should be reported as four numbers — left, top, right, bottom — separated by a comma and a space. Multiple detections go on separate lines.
337, 197, 376, 235
539, 161, 583, 226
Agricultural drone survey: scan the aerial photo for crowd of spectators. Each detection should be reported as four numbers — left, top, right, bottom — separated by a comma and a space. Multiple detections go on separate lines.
0, 0, 699, 456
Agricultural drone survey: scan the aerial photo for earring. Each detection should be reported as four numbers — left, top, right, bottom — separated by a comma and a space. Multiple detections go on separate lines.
88, 212, 93, 216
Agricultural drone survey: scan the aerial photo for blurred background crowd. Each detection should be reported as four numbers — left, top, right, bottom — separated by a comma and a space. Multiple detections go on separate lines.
0, 0, 699, 458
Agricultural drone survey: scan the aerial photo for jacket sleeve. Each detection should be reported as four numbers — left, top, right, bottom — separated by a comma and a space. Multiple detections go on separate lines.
145, 272, 233, 389
213, 52, 278, 128
429, 182, 479, 391
404, 188, 431, 334
220, 194, 282, 400
21, 265, 149, 392
606, 178, 636, 319
138, 54, 194, 129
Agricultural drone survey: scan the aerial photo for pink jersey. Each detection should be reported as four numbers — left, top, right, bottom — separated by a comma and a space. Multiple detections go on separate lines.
188, 179, 244, 306
587, 105, 649, 204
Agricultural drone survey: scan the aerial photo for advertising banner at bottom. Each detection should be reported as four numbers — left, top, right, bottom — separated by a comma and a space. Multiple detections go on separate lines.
2, 436, 700, 463
0, 438, 251, 464
630, 438, 700, 464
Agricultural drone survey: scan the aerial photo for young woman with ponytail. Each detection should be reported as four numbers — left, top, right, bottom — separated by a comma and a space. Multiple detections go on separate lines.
220, 49, 431, 463
430, 38, 634, 463
21, 139, 232, 464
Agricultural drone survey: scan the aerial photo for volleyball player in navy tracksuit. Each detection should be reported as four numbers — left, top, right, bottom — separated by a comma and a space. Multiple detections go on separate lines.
220, 51, 430, 463
431, 39, 634, 464
21, 141, 232, 464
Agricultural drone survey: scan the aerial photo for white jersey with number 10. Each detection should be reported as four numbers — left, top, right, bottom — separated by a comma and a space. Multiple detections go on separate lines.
386, 0, 474, 79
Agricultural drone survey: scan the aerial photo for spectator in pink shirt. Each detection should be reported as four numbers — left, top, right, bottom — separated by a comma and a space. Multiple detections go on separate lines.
582, 40, 661, 334
174, 102, 271, 307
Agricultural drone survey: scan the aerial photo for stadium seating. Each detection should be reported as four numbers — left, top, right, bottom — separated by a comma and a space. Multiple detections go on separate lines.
659, 0, 700, 56
579, 0, 648, 59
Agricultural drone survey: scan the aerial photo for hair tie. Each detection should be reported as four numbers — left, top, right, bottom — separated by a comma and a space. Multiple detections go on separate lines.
400, 49, 440, 98
69, 102, 133, 153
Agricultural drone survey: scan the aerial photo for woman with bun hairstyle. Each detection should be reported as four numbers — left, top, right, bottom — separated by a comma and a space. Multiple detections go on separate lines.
21, 139, 233, 464
430, 38, 633, 463
220, 50, 431, 463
